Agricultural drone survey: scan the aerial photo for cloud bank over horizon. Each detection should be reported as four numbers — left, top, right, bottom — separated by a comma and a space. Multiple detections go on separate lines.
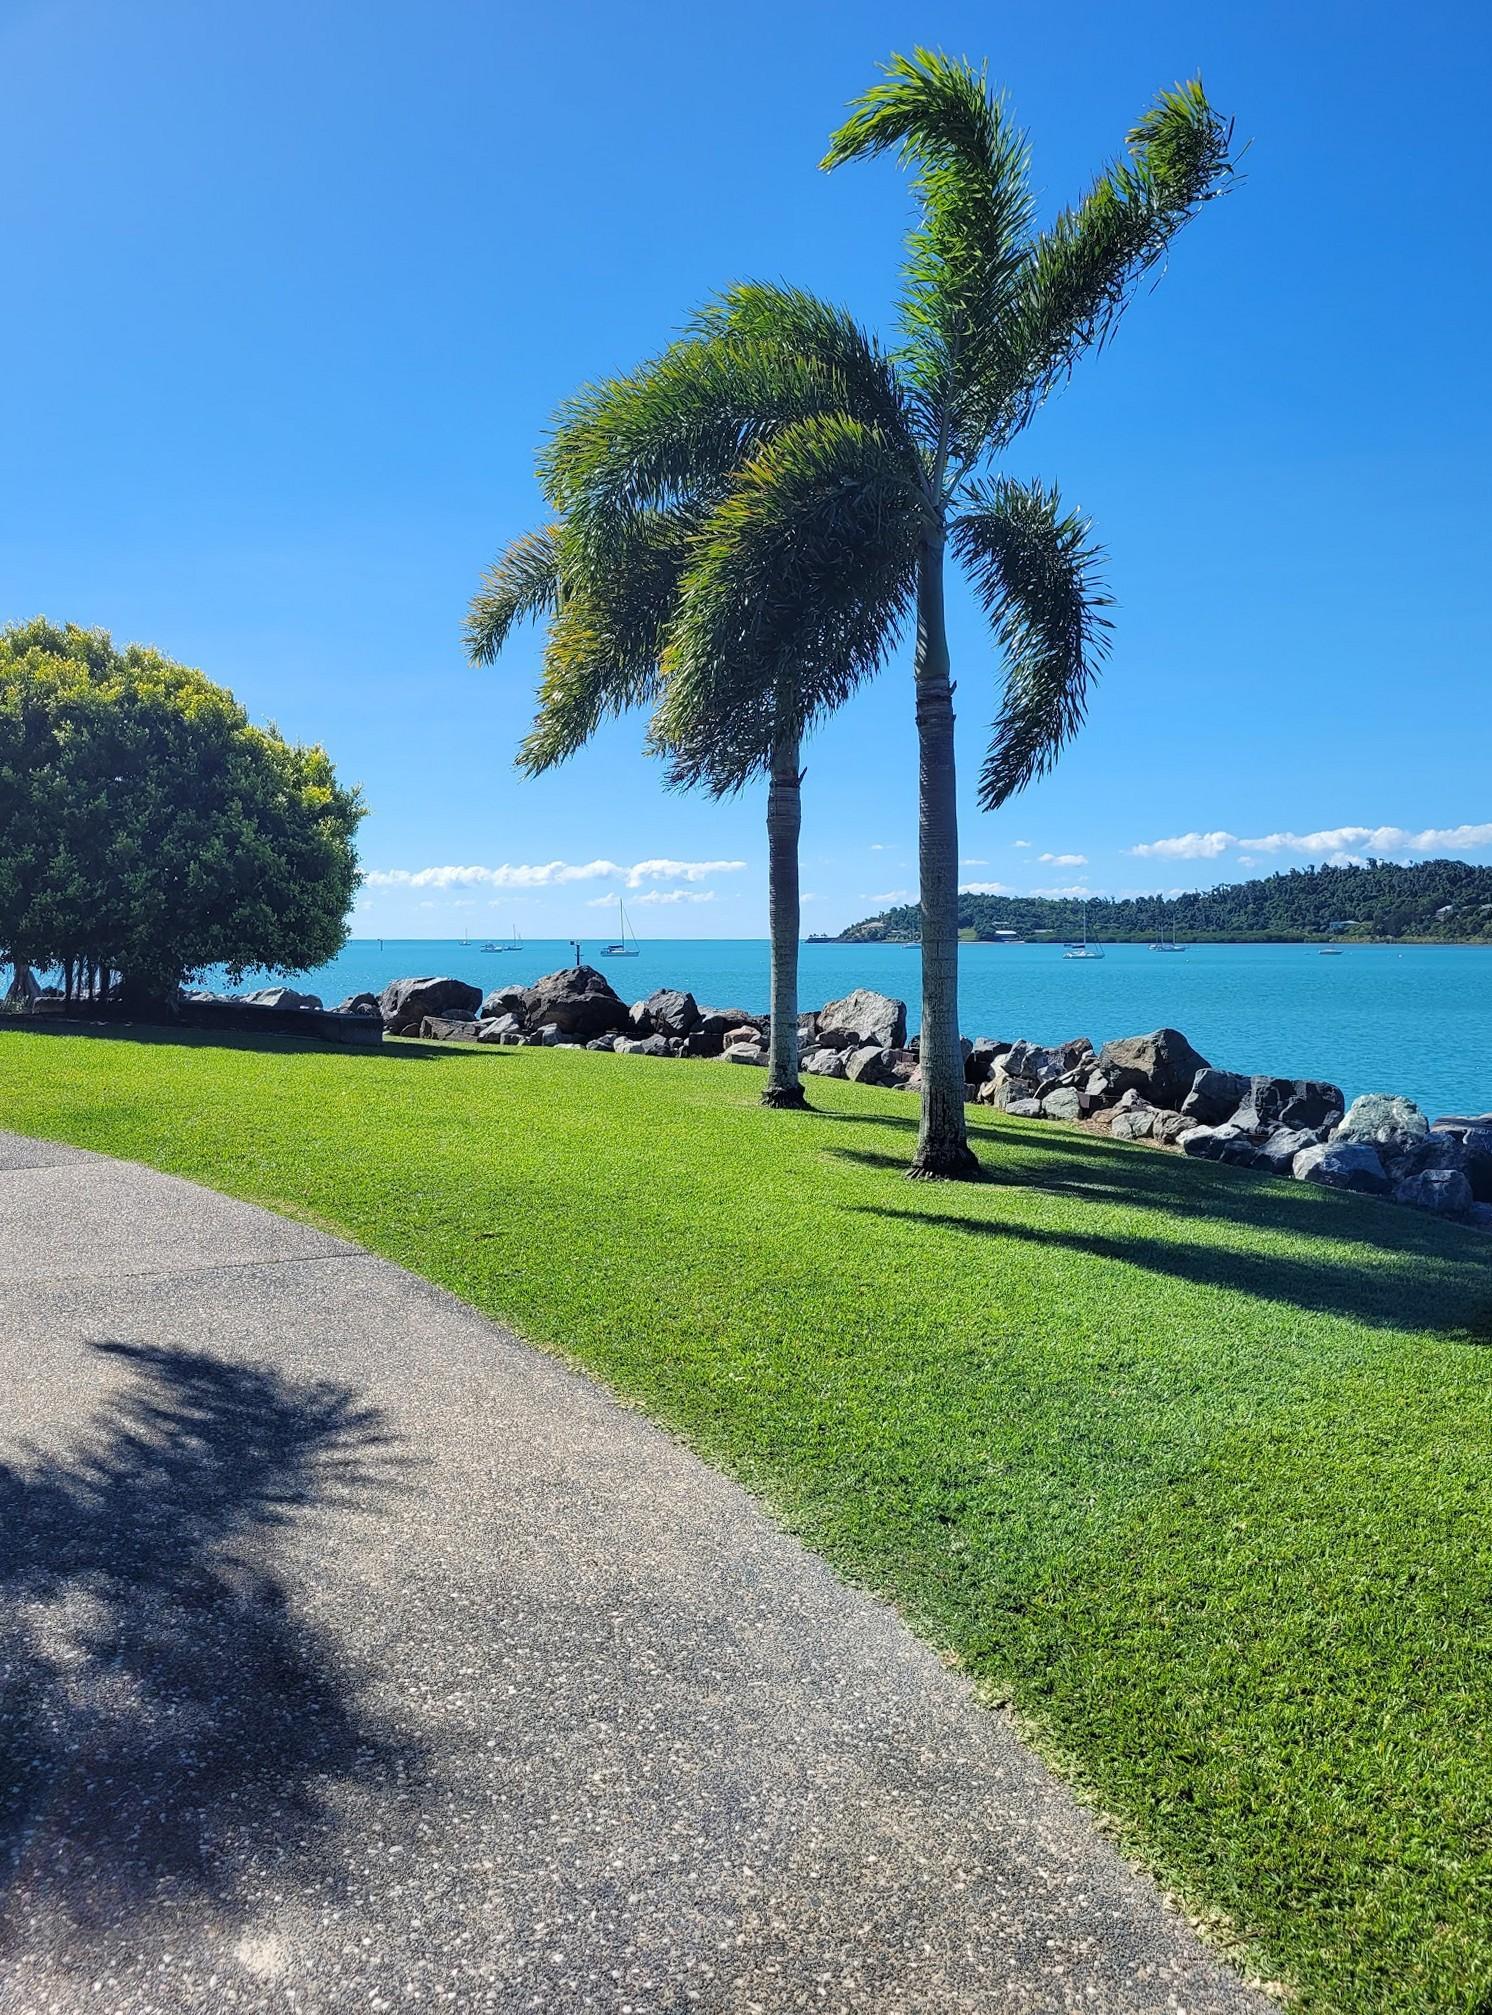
1128, 823, 1492, 863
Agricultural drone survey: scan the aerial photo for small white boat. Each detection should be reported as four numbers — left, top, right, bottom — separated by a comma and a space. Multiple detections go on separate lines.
600, 897, 639, 958
1063, 900, 1104, 959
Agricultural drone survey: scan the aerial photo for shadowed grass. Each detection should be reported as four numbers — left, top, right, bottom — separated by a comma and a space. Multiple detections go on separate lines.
3, 1023, 1491, 2011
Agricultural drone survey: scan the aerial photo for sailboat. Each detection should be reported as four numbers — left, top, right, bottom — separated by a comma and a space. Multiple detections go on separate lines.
600, 897, 639, 958
1149, 917, 1187, 951
1063, 899, 1105, 960
482, 922, 522, 953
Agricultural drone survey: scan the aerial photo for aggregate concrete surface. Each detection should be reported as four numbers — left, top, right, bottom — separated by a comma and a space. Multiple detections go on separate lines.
0, 1133, 1267, 2013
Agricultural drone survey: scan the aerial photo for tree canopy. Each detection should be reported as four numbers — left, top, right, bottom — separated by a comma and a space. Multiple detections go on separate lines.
0, 619, 364, 1000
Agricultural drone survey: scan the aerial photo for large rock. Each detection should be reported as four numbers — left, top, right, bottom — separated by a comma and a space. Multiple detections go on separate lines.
1040, 1086, 1083, 1122
639, 988, 699, 1038
1292, 1140, 1391, 1195
524, 966, 630, 1037
1394, 1168, 1474, 1216
818, 988, 908, 1051
1179, 1067, 1250, 1126
335, 992, 382, 1016
245, 986, 323, 1011
482, 983, 531, 1022
476, 1012, 524, 1042
1250, 1125, 1325, 1176
617, 1033, 677, 1058
1109, 1107, 1157, 1141
803, 1047, 848, 1079
420, 1014, 480, 1041
964, 1037, 1011, 1087
1431, 1122, 1492, 1203
1180, 1123, 1258, 1166
697, 1006, 759, 1038
1097, 1029, 1211, 1109
1332, 1092, 1429, 1150
721, 1040, 766, 1066
381, 975, 483, 1035
1233, 1075, 1344, 1134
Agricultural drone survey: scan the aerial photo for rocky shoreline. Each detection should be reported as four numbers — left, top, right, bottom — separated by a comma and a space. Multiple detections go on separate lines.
214, 964, 1492, 1233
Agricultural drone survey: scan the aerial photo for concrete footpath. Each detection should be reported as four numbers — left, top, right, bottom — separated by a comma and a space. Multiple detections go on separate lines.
0, 1133, 1265, 2013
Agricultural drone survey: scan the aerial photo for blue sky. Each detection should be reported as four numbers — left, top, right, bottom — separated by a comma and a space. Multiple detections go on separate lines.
2, 0, 1488, 938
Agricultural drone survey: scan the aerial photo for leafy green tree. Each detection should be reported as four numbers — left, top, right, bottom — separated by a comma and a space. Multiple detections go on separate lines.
0, 619, 364, 1003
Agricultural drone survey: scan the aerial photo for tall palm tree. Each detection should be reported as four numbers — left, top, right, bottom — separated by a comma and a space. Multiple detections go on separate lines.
467, 325, 882, 1104
583, 56, 1232, 1178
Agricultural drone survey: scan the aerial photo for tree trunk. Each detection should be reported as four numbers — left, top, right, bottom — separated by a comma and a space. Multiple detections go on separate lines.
762, 727, 808, 1109
909, 534, 980, 1180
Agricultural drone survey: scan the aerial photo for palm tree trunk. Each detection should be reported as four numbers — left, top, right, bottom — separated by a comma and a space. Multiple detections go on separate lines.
909, 533, 979, 1180
762, 727, 808, 1109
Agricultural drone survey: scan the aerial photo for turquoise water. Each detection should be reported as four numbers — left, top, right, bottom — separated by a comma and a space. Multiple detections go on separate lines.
204, 937, 1492, 1120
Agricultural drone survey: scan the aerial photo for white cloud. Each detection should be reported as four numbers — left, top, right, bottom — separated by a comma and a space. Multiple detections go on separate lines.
633, 887, 716, 906
1241, 823, 1492, 857
960, 856, 989, 866
1127, 831, 1235, 861
1012, 839, 1031, 849
1028, 883, 1093, 898
960, 880, 1016, 895
364, 857, 746, 891
866, 888, 915, 904
1039, 851, 1088, 866
1129, 822, 1492, 863
869, 842, 890, 852
1235, 855, 1256, 867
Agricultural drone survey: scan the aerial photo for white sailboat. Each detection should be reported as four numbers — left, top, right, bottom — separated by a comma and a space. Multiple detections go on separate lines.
1063, 899, 1105, 960
600, 897, 639, 958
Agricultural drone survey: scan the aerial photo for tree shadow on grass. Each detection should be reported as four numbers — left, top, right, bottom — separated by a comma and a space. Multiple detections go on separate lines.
0, 1340, 419, 1961
0, 1021, 496, 1062
820, 1110, 1492, 1265
845, 1196, 1492, 1342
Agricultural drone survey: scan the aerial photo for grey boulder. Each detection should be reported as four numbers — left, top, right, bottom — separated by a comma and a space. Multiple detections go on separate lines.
1179, 1067, 1250, 1126
1393, 1168, 1474, 1216
1040, 1086, 1083, 1122
1232, 1075, 1344, 1133
1250, 1126, 1325, 1175
803, 1048, 848, 1079
1109, 1107, 1157, 1141
1097, 1028, 1211, 1109
640, 987, 699, 1038
1180, 1124, 1258, 1166
617, 1033, 676, 1058
244, 986, 323, 1011
381, 975, 483, 1035
818, 988, 908, 1051
525, 965, 630, 1037
1292, 1140, 1391, 1194
481, 984, 531, 1022
1332, 1093, 1429, 1150
721, 1040, 766, 1066
334, 991, 381, 1016
419, 1014, 480, 1041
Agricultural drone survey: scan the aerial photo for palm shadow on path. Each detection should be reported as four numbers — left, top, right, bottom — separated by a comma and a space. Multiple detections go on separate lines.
0, 1339, 419, 1960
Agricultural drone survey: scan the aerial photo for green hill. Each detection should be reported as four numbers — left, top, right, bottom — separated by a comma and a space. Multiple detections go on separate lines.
828, 857, 1492, 944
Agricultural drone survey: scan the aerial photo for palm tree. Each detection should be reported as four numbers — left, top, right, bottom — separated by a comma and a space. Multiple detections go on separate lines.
467, 332, 874, 1107
586, 56, 1232, 1177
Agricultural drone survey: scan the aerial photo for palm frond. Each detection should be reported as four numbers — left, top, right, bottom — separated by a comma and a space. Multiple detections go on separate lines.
952, 477, 1113, 809
464, 524, 564, 664
822, 49, 1034, 450
984, 78, 1235, 443
654, 415, 923, 793
540, 331, 895, 528
516, 509, 693, 775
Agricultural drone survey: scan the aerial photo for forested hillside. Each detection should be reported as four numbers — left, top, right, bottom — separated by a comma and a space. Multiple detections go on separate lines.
829, 858, 1492, 943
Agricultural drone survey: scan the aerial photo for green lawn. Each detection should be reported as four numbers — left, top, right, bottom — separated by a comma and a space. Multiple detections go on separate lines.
5, 1024, 1492, 2012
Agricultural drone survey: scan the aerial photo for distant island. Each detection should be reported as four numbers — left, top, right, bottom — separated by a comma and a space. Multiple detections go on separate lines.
812, 858, 1492, 945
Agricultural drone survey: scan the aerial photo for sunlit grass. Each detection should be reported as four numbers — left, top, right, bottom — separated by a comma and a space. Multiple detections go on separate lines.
4, 1023, 1492, 2012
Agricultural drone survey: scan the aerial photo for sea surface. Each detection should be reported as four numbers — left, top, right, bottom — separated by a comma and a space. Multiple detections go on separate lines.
200, 936, 1492, 1121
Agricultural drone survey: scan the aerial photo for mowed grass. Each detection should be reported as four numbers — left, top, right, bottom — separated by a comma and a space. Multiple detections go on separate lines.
5, 1025, 1492, 2011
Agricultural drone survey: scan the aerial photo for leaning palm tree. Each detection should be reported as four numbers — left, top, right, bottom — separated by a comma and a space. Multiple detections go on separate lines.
466, 508, 814, 1105
557, 56, 1232, 1177
468, 329, 882, 1106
